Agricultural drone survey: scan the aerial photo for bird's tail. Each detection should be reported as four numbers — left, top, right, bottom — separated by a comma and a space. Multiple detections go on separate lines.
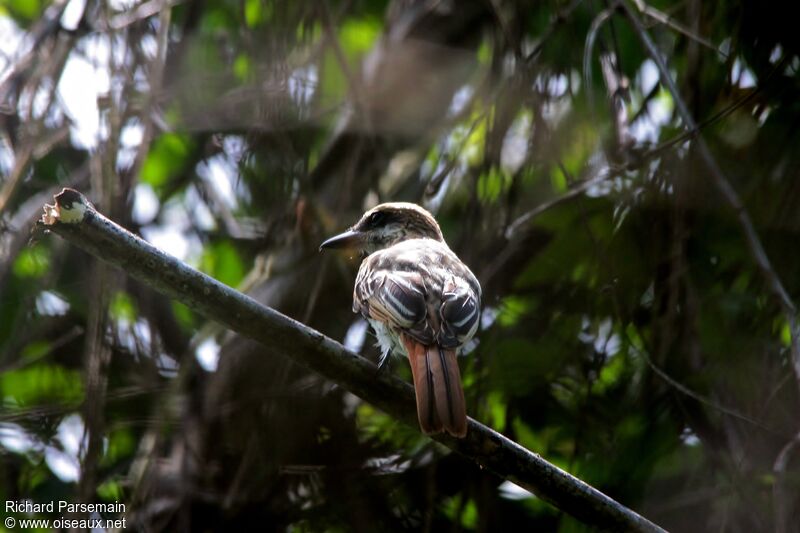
401, 334, 467, 438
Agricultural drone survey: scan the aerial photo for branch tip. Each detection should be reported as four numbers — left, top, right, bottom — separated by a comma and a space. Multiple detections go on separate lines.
42, 188, 92, 225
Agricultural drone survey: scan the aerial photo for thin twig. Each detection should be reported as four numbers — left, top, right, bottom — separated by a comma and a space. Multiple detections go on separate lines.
425, 116, 483, 197
526, 0, 585, 63
129, 3, 172, 179
583, 5, 618, 113
636, 54, 789, 165
0, 325, 84, 373
0, 125, 69, 215
628, 80, 660, 125
77, 260, 112, 503
106, 0, 184, 30
624, 329, 788, 437
599, 52, 633, 154
510, 34, 788, 239
0, 0, 69, 105
320, 0, 368, 126
632, 0, 727, 57
505, 167, 614, 238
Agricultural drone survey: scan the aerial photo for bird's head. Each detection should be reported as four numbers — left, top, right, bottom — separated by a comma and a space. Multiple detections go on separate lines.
319, 202, 444, 255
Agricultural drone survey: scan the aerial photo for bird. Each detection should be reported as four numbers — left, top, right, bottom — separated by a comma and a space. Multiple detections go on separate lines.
320, 202, 481, 438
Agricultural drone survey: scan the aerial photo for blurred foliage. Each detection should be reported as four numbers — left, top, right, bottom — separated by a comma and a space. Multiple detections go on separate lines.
1, 0, 800, 531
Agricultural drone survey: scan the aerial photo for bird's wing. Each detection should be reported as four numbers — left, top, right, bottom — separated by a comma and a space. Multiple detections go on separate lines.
353, 243, 480, 348
438, 273, 481, 348
353, 254, 433, 343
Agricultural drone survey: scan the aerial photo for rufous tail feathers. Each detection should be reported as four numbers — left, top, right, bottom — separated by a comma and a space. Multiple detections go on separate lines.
400, 334, 467, 438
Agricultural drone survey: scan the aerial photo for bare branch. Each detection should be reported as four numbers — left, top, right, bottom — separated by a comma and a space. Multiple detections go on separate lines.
624, 328, 788, 437
526, 0, 585, 63
0, 0, 69, 105
637, 54, 789, 165
505, 168, 613, 238
0, 124, 70, 215
39, 188, 666, 533
583, 5, 616, 113
632, 0, 727, 58
106, 0, 184, 30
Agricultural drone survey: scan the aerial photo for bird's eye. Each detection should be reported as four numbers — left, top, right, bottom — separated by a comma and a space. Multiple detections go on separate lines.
368, 212, 385, 226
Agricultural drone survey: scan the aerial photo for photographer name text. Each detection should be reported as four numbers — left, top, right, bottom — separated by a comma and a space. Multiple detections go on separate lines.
6, 500, 126, 514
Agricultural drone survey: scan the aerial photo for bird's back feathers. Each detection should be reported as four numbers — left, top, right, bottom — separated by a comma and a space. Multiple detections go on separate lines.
353, 238, 480, 348
353, 238, 479, 437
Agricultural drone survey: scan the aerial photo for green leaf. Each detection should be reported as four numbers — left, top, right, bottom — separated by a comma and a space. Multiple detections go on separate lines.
110, 291, 137, 323
21, 340, 51, 360
591, 351, 628, 395
233, 54, 252, 82
1, 365, 84, 407
140, 133, 195, 189
780, 321, 791, 347
320, 17, 380, 103
5, 0, 42, 22
244, 0, 264, 28
13, 246, 50, 278
171, 301, 196, 329
550, 164, 567, 192
486, 391, 507, 431
97, 479, 125, 502
477, 167, 511, 203
477, 40, 492, 64
443, 495, 478, 529
102, 428, 136, 466
496, 295, 531, 327
200, 4, 237, 33
339, 18, 381, 57
200, 241, 245, 287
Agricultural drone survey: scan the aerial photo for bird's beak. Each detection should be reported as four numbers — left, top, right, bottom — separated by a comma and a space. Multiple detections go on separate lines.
319, 229, 364, 251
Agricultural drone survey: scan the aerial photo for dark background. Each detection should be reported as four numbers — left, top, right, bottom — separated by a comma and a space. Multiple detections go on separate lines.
1, 0, 799, 531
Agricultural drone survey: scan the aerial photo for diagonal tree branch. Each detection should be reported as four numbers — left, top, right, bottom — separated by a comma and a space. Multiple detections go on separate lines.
38, 188, 665, 533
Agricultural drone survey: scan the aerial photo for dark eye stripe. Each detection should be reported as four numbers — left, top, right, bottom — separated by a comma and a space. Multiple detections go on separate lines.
369, 211, 386, 226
